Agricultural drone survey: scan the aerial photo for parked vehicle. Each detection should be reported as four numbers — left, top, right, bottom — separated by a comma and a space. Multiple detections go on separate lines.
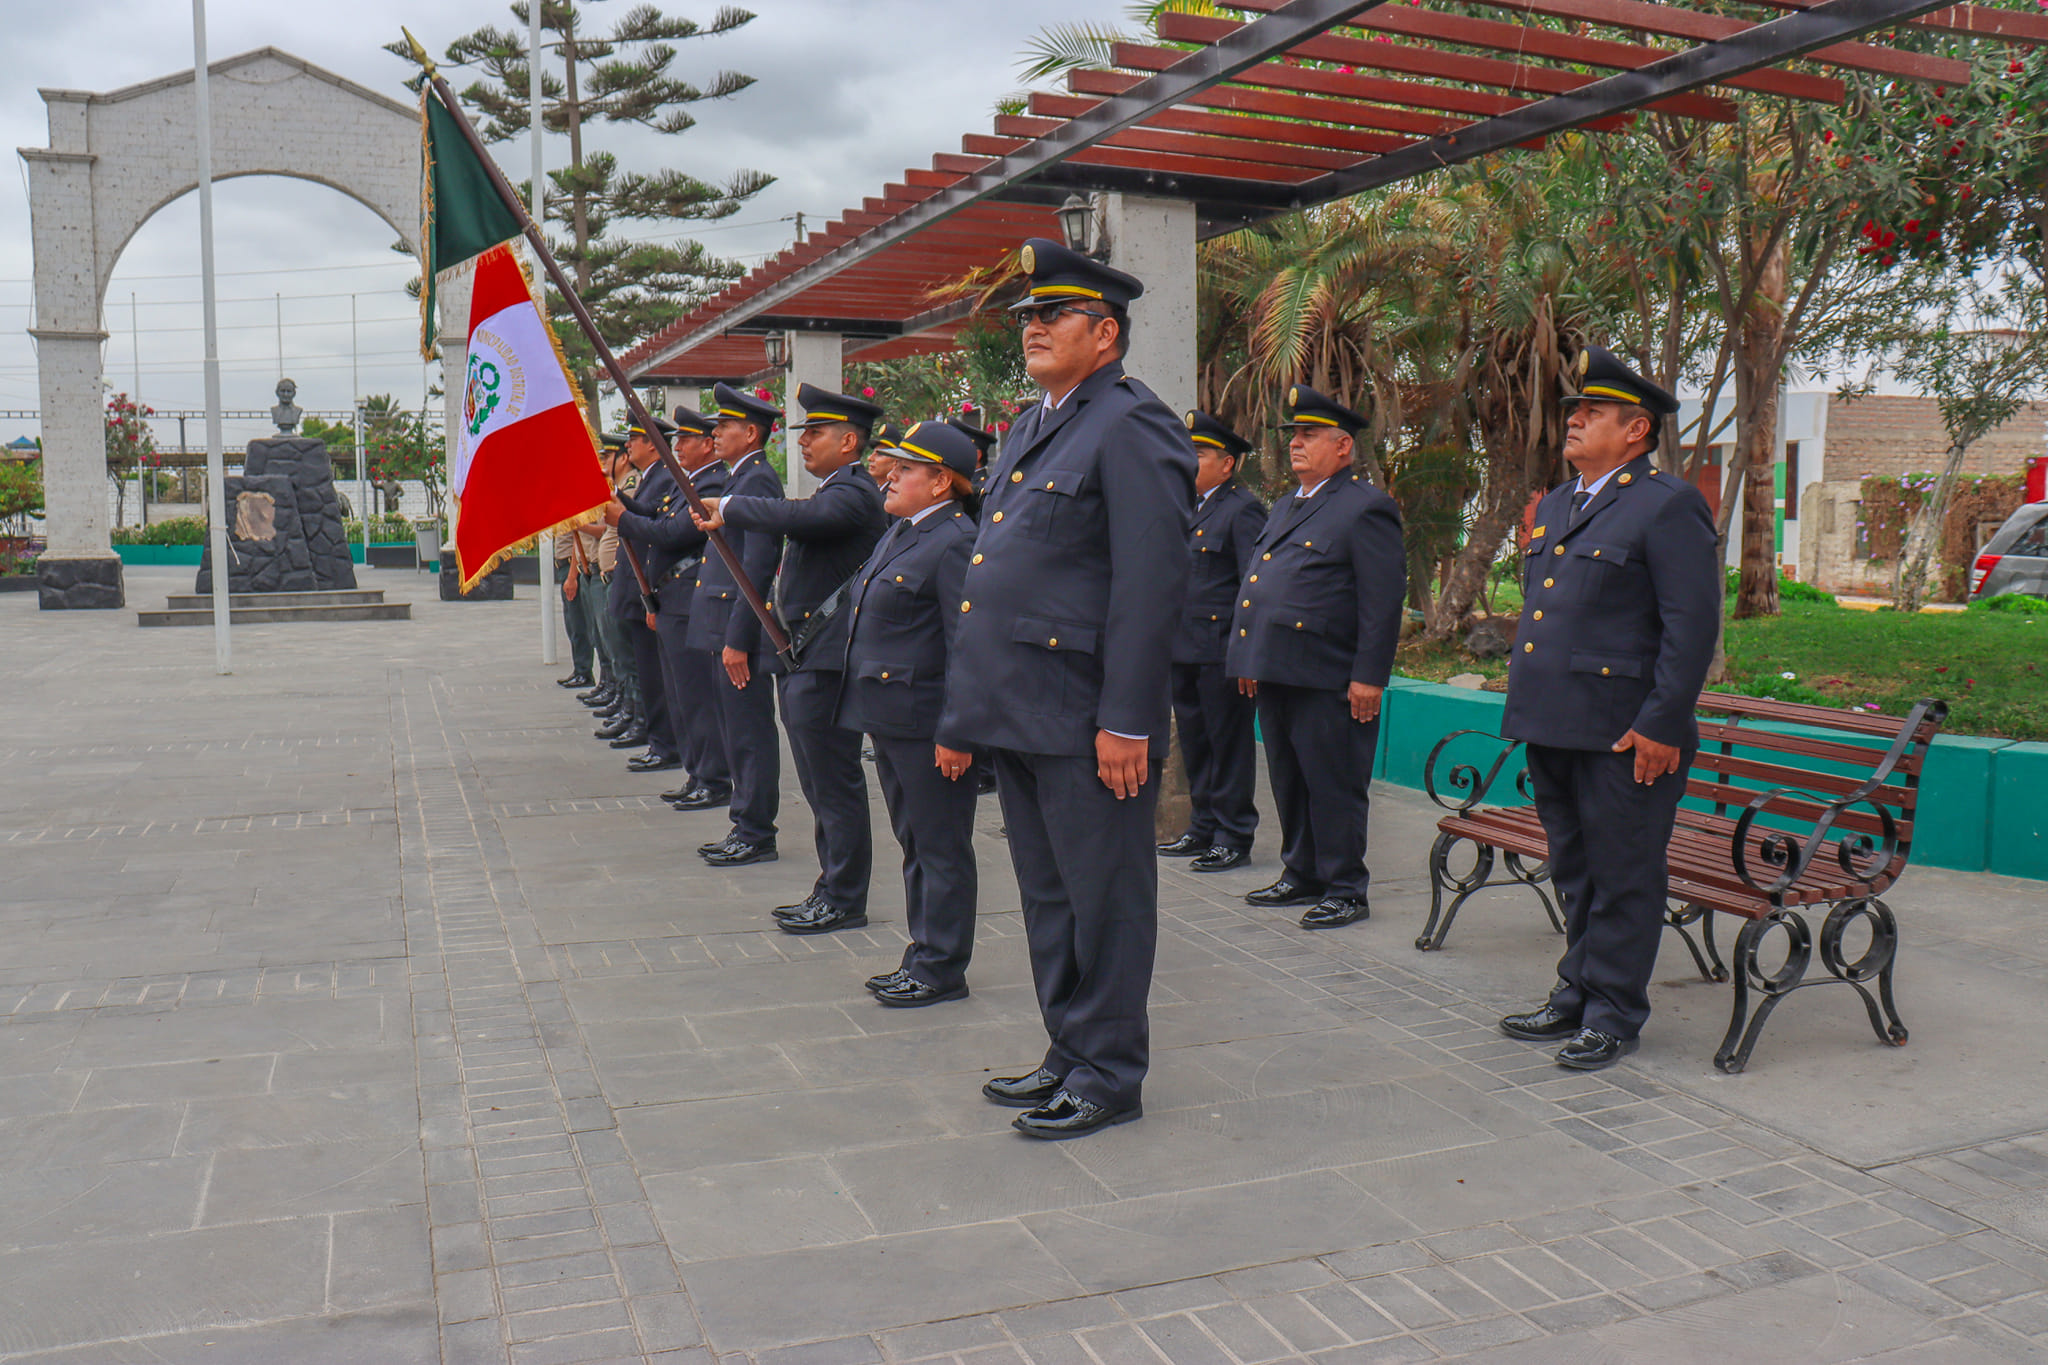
1970, 502, 2048, 601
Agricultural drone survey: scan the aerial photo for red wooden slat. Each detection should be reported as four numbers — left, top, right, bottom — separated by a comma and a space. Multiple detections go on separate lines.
1030, 90, 1407, 157
1226, 0, 1843, 102
1749, 0, 2048, 44
1002, 107, 1369, 171
1070, 66, 1461, 139
1153, 13, 1736, 121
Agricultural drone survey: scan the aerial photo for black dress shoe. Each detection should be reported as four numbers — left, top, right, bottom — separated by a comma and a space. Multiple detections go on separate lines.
703, 838, 777, 868
1013, 1090, 1141, 1140
626, 752, 682, 773
874, 977, 968, 1008
557, 671, 594, 688
608, 723, 650, 750
1500, 1003, 1581, 1042
659, 786, 692, 803
865, 968, 911, 994
577, 684, 610, 705
697, 830, 741, 857
1299, 896, 1370, 930
594, 715, 632, 740
669, 784, 731, 811
1191, 845, 1250, 873
982, 1067, 1065, 1108
778, 900, 864, 934
1156, 833, 1207, 857
1245, 878, 1325, 907
1557, 1028, 1637, 1071
773, 893, 824, 921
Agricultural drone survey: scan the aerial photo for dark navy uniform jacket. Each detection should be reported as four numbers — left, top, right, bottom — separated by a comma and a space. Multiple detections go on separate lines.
606, 466, 655, 623
617, 461, 727, 619
1174, 480, 1267, 666
1500, 453, 1720, 751
836, 504, 976, 741
718, 463, 888, 671
686, 451, 783, 656
1224, 474, 1406, 690
936, 362, 1196, 758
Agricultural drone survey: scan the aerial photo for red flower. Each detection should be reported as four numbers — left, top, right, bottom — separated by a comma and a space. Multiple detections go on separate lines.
995, 421, 1010, 433
1904, 219, 1920, 232
2012, 60, 2027, 74
861, 386, 876, 398
1936, 114, 1955, 128
1821, 130, 1834, 144
755, 387, 771, 401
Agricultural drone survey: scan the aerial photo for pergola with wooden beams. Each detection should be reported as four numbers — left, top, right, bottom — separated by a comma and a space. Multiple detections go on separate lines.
622, 0, 2047, 391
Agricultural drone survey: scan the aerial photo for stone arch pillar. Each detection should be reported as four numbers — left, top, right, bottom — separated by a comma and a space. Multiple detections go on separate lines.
18, 49, 420, 608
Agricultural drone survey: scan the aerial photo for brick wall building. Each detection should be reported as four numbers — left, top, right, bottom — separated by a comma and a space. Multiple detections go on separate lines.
1818, 395, 2048, 482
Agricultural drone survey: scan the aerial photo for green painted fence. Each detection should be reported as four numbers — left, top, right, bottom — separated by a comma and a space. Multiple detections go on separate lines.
114, 544, 413, 566
1376, 678, 2046, 882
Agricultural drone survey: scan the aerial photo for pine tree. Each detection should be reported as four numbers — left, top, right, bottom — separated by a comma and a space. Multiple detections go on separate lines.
396, 2, 773, 421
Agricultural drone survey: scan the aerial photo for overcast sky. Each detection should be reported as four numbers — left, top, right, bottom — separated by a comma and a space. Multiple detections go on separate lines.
0, 0, 1106, 449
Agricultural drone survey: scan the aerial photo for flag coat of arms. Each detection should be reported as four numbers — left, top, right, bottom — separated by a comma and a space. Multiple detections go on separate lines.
449, 245, 611, 590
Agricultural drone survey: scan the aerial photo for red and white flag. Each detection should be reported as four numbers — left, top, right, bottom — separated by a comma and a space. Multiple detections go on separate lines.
451, 243, 612, 590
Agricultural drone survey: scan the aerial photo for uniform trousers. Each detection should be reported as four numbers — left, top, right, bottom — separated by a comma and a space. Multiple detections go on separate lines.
776, 669, 871, 910
1169, 661, 1260, 850
1524, 743, 1692, 1041
1256, 683, 1380, 900
872, 734, 978, 990
714, 663, 780, 844
656, 624, 730, 793
991, 748, 1158, 1111
625, 616, 675, 760
557, 560, 594, 676
593, 593, 636, 706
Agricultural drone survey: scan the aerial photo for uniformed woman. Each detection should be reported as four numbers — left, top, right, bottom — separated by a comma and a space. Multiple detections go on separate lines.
829, 421, 981, 1007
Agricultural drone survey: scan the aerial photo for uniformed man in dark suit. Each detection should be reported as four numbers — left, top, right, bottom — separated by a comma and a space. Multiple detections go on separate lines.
1498, 346, 1720, 1070
865, 421, 905, 493
1227, 385, 1406, 930
613, 409, 732, 812
948, 416, 997, 496
695, 384, 889, 929
937, 238, 1195, 1139
1158, 411, 1268, 873
603, 417, 680, 771
688, 384, 786, 866
835, 420, 981, 1003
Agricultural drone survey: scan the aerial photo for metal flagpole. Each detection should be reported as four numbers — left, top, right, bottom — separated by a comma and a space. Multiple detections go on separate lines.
133, 292, 146, 527
351, 295, 366, 545
532, 0, 557, 665
193, 0, 231, 673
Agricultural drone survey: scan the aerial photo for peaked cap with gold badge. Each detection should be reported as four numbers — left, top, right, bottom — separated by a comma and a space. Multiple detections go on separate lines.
890, 420, 978, 479
709, 381, 781, 431
1276, 383, 1367, 435
1561, 345, 1678, 418
1185, 409, 1252, 458
793, 383, 884, 432
1006, 237, 1145, 311
626, 412, 677, 441
671, 406, 715, 438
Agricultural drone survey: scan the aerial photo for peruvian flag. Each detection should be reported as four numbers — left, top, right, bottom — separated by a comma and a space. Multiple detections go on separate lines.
450, 243, 611, 591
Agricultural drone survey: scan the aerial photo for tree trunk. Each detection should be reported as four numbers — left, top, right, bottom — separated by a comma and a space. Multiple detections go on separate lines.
1892, 440, 1971, 612
1424, 460, 1526, 641
1733, 235, 1787, 620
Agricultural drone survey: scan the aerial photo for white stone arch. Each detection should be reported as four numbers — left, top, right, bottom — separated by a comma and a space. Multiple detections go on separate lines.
19, 49, 423, 607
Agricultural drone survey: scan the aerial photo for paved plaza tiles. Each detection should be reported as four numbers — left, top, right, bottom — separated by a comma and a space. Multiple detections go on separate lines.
3, 565, 2047, 1364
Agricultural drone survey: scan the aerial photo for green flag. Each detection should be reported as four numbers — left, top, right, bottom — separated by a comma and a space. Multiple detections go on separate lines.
418, 86, 525, 359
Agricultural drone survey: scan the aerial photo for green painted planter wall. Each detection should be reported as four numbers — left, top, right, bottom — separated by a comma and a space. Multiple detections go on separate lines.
113, 544, 413, 566
1374, 677, 2044, 882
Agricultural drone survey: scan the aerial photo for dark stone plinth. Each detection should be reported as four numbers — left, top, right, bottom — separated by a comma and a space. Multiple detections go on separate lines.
440, 550, 514, 601
196, 475, 317, 594
36, 556, 125, 610
244, 437, 356, 590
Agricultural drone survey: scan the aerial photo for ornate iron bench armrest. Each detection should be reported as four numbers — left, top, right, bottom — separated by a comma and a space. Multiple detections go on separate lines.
1728, 698, 1944, 902
1424, 731, 1529, 813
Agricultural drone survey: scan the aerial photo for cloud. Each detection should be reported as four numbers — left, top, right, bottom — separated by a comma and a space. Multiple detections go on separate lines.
1, 0, 1106, 438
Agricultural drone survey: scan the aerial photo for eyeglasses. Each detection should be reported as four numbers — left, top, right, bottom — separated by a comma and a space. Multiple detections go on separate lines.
1011, 301, 1110, 329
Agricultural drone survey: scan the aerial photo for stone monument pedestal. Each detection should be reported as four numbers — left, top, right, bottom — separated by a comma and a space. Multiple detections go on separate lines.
36, 556, 125, 610
195, 436, 355, 595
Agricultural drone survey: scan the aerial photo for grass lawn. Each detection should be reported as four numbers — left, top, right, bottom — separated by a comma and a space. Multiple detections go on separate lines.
1396, 599, 2048, 740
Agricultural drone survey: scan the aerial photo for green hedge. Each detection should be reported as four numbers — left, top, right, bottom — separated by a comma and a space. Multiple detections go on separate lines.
110, 516, 208, 546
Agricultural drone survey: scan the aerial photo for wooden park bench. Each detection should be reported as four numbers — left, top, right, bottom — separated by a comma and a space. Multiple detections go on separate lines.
1415, 692, 1949, 1073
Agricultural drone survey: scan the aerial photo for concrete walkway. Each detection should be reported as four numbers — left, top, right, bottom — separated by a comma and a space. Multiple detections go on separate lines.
1, 566, 2044, 1364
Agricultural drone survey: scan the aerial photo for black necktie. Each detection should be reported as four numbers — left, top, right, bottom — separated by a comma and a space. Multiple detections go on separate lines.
1569, 489, 1593, 526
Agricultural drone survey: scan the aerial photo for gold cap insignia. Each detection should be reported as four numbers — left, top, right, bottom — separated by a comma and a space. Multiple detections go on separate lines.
1020, 244, 1036, 273
1577, 351, 1591, 377
1618, 472, 1633, 485
1288, 385, 1299, 406
1185, 412, 1197, 429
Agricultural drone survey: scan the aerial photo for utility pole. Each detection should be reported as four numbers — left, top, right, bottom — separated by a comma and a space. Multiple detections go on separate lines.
194, 0, 232, 673
133, 292, 146, 526
533, 0, 558, 664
